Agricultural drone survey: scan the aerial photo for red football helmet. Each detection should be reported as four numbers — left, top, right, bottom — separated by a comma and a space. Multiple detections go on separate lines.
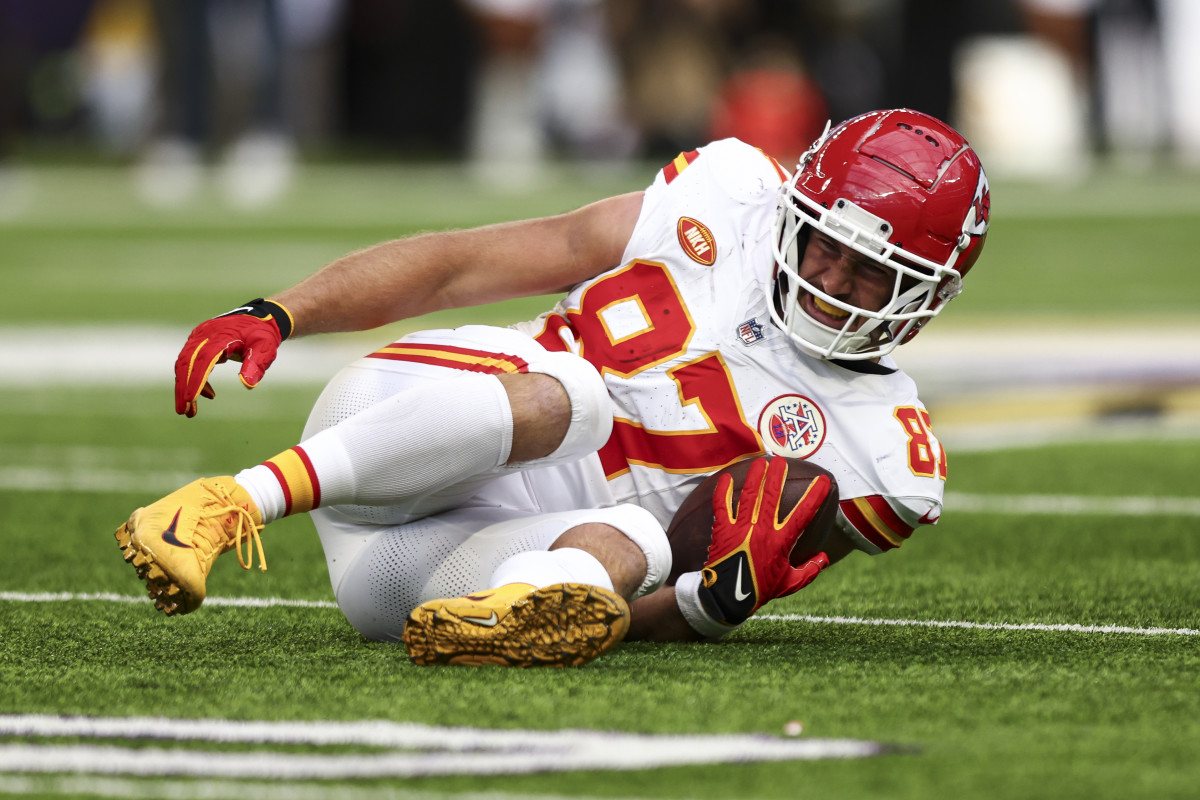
770, 108, 990, 360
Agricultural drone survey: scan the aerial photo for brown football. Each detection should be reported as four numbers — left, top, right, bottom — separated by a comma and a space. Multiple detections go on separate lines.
665, 457, 841, 584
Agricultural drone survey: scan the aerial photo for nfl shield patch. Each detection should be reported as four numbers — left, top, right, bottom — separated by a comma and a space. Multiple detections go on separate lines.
737, 319, 765, 345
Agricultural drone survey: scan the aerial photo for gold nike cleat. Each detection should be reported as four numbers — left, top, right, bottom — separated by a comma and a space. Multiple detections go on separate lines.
403, 582, 631, 668
114, 476, 266, 616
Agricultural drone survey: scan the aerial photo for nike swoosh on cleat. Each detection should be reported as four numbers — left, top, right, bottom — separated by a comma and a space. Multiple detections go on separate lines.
463, 611, 500, 627
734, 557, 752, 602
160, 509, 190, 548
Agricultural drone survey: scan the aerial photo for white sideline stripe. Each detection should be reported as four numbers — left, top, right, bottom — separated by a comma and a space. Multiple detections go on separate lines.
0, 716, 881, 779
3, 775, 627, 800
944, 491, 1200, 516
0, 466, 201, 494
3, 591, 1195, 636
4, 463, 1199, 518
0, 326, 365, 387
756, 614, 1200, 637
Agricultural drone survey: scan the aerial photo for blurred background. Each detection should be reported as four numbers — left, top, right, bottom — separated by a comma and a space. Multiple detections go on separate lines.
0, 0, 1197, 456
1, 0, 1199, 198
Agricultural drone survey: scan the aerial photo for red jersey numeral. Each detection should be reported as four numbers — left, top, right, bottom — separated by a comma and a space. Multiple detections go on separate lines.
536, 260, 762, 478
894, 406, 947, 480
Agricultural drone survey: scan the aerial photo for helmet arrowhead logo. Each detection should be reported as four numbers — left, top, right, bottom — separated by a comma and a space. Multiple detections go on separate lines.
965, 168, 990, 237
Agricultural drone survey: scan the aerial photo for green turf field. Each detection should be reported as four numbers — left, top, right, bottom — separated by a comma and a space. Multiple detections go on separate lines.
0, 164, 1198, 800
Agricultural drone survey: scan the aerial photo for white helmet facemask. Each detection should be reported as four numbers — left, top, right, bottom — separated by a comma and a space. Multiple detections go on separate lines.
769, 180, 965, 361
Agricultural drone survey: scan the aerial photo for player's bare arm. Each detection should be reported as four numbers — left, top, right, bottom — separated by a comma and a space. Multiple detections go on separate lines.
274, 191, 645, 336
627, 588, 701, 642
174, 191, 644, 416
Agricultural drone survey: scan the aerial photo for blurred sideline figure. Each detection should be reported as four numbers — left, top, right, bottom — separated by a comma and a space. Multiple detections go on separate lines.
461, 0, 636, 188
133, 0, 341, 209
1015, 0, 1200, 166
707, 34, 827, 168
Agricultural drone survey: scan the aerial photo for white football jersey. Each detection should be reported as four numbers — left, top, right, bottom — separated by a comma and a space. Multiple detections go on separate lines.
517, 139, 947, 554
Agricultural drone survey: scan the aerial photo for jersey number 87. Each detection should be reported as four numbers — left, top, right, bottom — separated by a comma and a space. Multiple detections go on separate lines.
536, 259, 764, 478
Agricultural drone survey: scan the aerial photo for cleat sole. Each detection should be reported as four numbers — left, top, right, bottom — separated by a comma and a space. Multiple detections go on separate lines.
403, 583, 630, 668
114, 522, 200, 616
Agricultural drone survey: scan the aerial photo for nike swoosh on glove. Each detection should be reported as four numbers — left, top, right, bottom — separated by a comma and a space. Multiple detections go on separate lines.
174, 298, 294, 417
697, 456, 832, 625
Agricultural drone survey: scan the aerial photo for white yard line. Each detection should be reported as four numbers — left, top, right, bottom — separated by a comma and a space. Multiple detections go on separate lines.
2, 591, 1195, 637
0, 715, 881, 780
0, 776, 631, 800
754, 614, 1200, 637
0, 591, 336, 609
0, 775, 644, 800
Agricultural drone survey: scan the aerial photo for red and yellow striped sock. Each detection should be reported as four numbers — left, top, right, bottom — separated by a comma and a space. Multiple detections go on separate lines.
260, 445, 321, 517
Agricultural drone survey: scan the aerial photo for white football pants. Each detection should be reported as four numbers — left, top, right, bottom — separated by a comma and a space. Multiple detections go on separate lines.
298, 325, 671, 641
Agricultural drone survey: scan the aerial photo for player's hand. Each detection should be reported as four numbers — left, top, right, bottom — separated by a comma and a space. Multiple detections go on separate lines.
174, 298, 294, 417
697, 457, 832, 625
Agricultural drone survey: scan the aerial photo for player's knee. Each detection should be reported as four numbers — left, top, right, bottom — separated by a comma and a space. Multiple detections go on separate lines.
514, 351, 612, 467
329, 543, 413, 644
552, 505, 671, 600
334, 588, 400, 643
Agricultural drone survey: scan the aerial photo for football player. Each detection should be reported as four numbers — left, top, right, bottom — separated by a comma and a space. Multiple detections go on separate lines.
116, 108, 989, 666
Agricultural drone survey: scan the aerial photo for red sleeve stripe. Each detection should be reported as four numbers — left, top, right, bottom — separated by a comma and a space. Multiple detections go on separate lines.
840, 499, 896, 551
756, 148, 789, 182
865, 494, 914, 539
367, 343, 530, 375
662, 149, 700, 184
839, 496, 913, 551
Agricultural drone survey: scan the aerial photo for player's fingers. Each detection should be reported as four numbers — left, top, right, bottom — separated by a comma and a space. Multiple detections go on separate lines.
756, 456, 791, 525
182, 377, 215, 418
778, 551, 830, 597
237, 335, 279, 389
712, 472, 737, 525
737, 456, 772, 525
175, 337, 215, 415
777, 474, 832, 535
174, 332, 241, 415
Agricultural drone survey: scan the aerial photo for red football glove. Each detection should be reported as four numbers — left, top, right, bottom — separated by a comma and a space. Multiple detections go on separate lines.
697, 457, 832, 625
174, 298, 294, 417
